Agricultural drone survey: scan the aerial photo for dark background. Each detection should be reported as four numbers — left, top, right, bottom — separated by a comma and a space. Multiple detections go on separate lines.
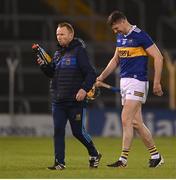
0, 0, 176, 113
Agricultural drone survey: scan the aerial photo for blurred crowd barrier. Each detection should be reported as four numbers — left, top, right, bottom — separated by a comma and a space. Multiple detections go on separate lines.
0, 108, 175, 137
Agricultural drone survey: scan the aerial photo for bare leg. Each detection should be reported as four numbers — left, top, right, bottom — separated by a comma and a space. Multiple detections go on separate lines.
121, 100, 141, 150
132, 106, 155, 148
107, 100, 163, 168
132, 107, 164, 167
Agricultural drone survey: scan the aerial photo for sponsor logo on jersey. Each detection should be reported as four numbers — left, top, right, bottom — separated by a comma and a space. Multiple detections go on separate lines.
118, 47, 147, 58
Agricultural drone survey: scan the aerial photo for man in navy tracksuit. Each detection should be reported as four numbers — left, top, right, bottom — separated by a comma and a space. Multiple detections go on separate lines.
37, 22, 101, 170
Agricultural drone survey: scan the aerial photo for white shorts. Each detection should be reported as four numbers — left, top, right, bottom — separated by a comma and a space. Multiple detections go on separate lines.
120, 78, 149, 105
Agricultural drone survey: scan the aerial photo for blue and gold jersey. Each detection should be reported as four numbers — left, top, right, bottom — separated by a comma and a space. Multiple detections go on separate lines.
116, 26, 154, 81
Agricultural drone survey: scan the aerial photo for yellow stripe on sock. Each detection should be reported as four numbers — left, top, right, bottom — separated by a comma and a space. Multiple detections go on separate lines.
148, 146, 159, 156
121, 149, 129, 160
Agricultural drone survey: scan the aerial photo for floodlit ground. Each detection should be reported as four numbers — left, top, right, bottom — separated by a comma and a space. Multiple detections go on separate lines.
0, 136, 175, 178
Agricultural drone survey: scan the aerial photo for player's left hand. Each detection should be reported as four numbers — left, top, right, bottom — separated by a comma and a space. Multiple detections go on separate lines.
153, 82, 163, 96
76, 89, 87, 101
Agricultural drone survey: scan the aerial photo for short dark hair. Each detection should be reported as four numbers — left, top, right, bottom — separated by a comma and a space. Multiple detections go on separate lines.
107, 10, 127, 26
57, 22, 74, 33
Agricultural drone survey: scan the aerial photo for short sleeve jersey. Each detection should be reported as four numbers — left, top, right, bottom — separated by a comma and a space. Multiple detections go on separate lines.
116, 25, 154, 81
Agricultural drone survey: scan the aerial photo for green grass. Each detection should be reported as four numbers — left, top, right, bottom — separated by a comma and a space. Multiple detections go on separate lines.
0, 136, 176, 178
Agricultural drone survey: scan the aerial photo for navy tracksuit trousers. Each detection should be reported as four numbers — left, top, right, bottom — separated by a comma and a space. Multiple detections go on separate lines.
52, 102, 98, 164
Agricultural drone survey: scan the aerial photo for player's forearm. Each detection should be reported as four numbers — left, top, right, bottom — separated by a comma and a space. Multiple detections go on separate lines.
153, 56, 163, 84
99, 58, 118, 81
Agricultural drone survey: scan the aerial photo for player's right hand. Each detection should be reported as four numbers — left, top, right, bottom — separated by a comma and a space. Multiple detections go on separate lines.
96, 75, 104, 87
95, 81, 102, 88
96, 75, 104, 82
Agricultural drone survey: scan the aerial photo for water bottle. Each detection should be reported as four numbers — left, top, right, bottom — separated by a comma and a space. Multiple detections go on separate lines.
32, 43, 51, 65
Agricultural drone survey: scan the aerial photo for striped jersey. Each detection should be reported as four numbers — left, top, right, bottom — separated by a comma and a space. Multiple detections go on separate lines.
116, 25, 154, 81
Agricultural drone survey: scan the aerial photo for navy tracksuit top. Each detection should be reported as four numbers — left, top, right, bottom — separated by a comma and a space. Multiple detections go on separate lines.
42, 38, 97, 103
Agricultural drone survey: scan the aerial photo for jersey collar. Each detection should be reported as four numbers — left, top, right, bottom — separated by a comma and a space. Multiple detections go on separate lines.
124, 25, 136, 37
